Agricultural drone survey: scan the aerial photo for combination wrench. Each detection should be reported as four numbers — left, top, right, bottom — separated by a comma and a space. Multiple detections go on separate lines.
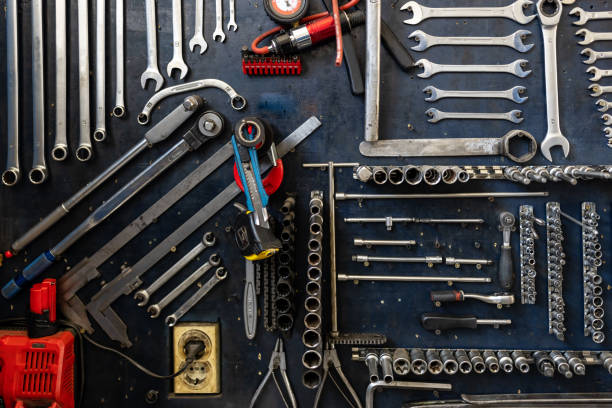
165, 267, 228, 326
141, 0, 164, 92
409, 30, 533, 53
587, 67, 612, 82
589, 84, 612, 97
597, 99, 612, 112
401, 0, 536, 25
576, 29, 612, 45
94, 0, 107, 142
77, 0, 93, 162
167, 0, 189, 79
570, 7, 612, 26
134, 232, 216, 306
52, 0, 68, 162
581, 48, 612, 65
424, 86, 528, 103
147, 253, 221, 318
3, 0, 20, 186
426, 108, 523, 124
189, 0, 208, 54
227, 0, 237, 31
30, 0, 48, 184
416, 59, 531, 78
113, 0, 126, 118
213, 0, 225, 42
537, 0, 569, 162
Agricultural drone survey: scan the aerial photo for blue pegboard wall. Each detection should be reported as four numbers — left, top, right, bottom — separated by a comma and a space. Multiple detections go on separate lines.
0, 0, 612, 407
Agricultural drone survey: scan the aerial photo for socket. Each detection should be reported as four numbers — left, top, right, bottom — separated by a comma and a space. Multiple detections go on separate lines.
172, 322, 220, 394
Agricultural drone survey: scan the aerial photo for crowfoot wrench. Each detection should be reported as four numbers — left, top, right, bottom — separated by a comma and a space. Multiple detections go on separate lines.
582, 48, 612, 65
424, 85, 527, 103
141, 0, 164, 91
227, 0, 237, 31
426, 108, 524, 124
576, 29, 612, 45
587, 67, 612, 82
189, 0, 208, 54
409, 30, 533, 52
167, 0, 189, 79
416, 59, 531, 78
213, 0, 225, 41
401, 0, 536, 25
589, 84, 612, 97
538, 0, 569, 161
570, 7, 612, 26
597, 99, 612, 112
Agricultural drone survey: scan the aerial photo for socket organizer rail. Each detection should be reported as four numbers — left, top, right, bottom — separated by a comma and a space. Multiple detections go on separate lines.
276, 195, 297, 333
582, 202, 605, 344
303, 191, 324, 389
547, 202, 566, 342
519, 205, 538, 304
352, 348, 612, 379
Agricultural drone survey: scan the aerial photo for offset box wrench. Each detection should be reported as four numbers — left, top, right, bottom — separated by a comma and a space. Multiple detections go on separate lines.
189, 0, 208, 54
167, 0, 189, 79
8, 97, 203, 255
94, 0, 108, 142
113, 0, 126, 118
30, 0, 47, 184
52, 0, 69, 162
537, 0, 569, 162
77, 0, 93, 162
3, 0, 20, 187
141, 0, 164, 91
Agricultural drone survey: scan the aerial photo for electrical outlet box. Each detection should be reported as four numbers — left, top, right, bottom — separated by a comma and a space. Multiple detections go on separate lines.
172, 322, 220, 394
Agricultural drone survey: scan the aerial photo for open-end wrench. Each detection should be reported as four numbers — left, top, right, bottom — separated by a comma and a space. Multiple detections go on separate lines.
113, 0, 126, 118
416, 59, 531, 78
576, 29, 612, 45
538, 0, 569, 162
52, 0, 68, 162
189, 0, 208, 54
409, 30, 533, 53
94, 0, 107, 143
147, 253, 221, 318
141, 0, 164, 91
167, 0, 189, 79
589, 84, 612, 97
597, 99, 612, 112
426, 108, 524, 124
603, 114, 612, 126
3, 0, 20, 186
30, 0, 48, 184
227, 0, 237, 31
213, 0, 225, 42
570, 7, 612, 26
165, 267, 227, 326
605, 127, 612, 137
77, 0, 93, 162
401, 0, 536, 25
587, 67, 612, 82
581, 48, 612, 65
424, 85, 528, 103
134, 232, 216, 306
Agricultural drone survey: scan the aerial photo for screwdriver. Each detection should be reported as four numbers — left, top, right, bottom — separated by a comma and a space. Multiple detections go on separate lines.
430, 290, 515, 306
421, 313, 512, 332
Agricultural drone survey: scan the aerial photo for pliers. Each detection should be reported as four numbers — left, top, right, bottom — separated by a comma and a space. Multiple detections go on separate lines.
314, 341, 363, 408
249, 338, 297, 408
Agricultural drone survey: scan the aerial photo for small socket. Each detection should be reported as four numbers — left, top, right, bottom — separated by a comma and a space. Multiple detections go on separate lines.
455, 350, 473, 374
392, 348, 411, 376
410, 349, 427, 375
426, 349, 443, 375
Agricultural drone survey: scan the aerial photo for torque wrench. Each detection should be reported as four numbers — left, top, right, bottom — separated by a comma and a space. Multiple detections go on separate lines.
582, 48, 612, 65
423, 86, 527, 103
426, 108, 523, 124
9, 97, 203, 255
94, 0, 107, 142
400, 0, 536, 25
336, 191, 549, 200
421, 313, 512, 331
409, 30, 533, 52
167, 0, 189, 79
30, 0, 47, 184
189, 0, 208, 54
576, 29, 612, 45
53, 0, 69, 161
77, 0, 93, 162
570, 7, 612, 26
3, 0, 20, 186
416, 59, 531, 78
338, 274, 492, 283
113, 0, 126, 118
498, 211, 516, 290
431, 290, 515, 306
141, 0, 164, 91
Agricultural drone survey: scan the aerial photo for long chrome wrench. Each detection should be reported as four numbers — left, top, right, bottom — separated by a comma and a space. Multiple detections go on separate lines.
167, 0, 189, 79
189, 0, 208, 54
77, 0, 93, 162
141, 0, 164, 91
423, 86, 527, 103
401, 0, 536, 25
416, 59, 531, 78
94, 0, 107, 142
426, 108, 524, 124
113, 0, 126, 118
409, 30, 533, 52
52, 0, 69, 162
364, 0, 381, 142
3, 0, 20, 186
227, 0, 237, 31
213, 0, 225, 41
30, 0, 47, 184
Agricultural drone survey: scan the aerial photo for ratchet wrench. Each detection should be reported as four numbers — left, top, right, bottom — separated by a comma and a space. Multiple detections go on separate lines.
401, 0, 536, 25
141, 0, 164, 92
426, 108, 523, 124
416, 59, 531, 78
423, 86, 527, 103
3, 0, 20, 186
77, 0, 93, 162
167, 0, 189, 79
94, 0, 107, 142
409, 30, 533, 53
53, 0, 69, 162
30, 0, 48, 184
189, 0, 208, 54
113, 0, 126, 118
213, 0, 225, 42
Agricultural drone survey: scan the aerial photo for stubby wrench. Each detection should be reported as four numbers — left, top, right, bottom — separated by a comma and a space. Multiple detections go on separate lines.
582, 48, 612, 65
166, 267, 228, 326
576, 29, 612, 45
52, 0, 69, 162
401, 0, 536, 25
416, 59, 531, 78
538, 0, 569, 162
227, 0, 237, 31
589, 84, 612, 97
113, 0, 126, 118
570, 7, 612, 26
77, 0, 93, 162
424, 86, 528, 103
94, 0, 107, 142
597, 99, 612, 112
189, 0, 208, 54
147, 253, 221, 318
409, 30, 533, 53
167, 0, 189, 79
213, 0, 225, 42
587, 67, 612, 82
3, 0, 20, 186
134, 232, 216, 306
30, 0, 48, 184
426, 108, 523, 124
141, 0, 164, 91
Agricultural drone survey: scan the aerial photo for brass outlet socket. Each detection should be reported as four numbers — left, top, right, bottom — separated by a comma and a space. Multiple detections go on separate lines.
172, 322, 220, 394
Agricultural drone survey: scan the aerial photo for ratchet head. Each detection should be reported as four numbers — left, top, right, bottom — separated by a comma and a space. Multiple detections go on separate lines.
512, 59, 532, 78
416, 59, 434, 78
147, 304, 162, 318
598, 99, 611, 112
140, 68, 164, 92
511, 86, 529, 103
513, 0, 537, 24
502, 130, 538, 163
581, 48, 598, 64
423, 86, 439, 102
425, 108, 442, 123
603, 114, 612, 126
576, 29, 594, 45
400, 1, 423, 25
540, 132, 570, 162
569, 7, 588, 26
589, 84, 604, 97
134, 290, 150, 307
408, 30, 428, 51
536, 0, 562, 25
587, 66, 605, 82
189, 33, 208, 54
513, 30, 534, 52
167, 58, 189, 80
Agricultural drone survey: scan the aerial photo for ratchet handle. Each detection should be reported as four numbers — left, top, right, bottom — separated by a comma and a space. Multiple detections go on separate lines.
2, 251, 55, 299
498, 245, 514, 290
421, 313, 478, 331
430, 290, 463, 303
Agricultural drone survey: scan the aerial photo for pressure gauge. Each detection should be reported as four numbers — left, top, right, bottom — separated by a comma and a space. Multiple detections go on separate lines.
263, 0, 309, 25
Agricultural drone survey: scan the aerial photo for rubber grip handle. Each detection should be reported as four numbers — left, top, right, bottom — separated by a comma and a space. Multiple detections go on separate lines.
2, 251, 55, 299
243, 270, 257, 340
430, 290, 463, 303
498, 245, 514, 290
11, 206, 67, 253
380, 17, 415, 72
421, 313, 478, 331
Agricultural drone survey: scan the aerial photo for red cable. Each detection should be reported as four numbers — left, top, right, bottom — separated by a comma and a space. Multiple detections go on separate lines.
331, 0, 343, 66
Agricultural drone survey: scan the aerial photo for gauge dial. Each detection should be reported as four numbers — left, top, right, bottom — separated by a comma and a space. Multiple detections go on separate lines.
264, 0, 309, 25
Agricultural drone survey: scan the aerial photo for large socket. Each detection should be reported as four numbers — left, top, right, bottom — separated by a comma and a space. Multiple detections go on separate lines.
546, 202, 566, 341
302, 191, 324, 389
582, 202, 605, 344
519, 205, 538, 304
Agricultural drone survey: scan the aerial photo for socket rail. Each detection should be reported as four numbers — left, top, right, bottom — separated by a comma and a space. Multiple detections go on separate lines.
519, 205, 537, 304
582, 202, 605, 344
547, 202, 566, 341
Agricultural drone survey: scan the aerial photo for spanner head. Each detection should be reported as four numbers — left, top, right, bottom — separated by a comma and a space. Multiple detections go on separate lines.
540, 132, 570, 162
508, 109, 524, 124
603, 114, 612, 126
590, 84, 604, 97
189, 33, 208, 54
140, 68, 164, 92
423, 86, 440, 102
203, 231, 217, 247
425, 108, 442, 123
134, 290, 150, 307
147, 304, 162, 318
536, 0, 562, 25
604, 127, 612, 137
227, 21, 238, 32
569, 7, 589, 26
400, 1, 424, 25
511, 86, 529, 103
167, 58, 189, 80
208, 253, 222, 267
587, 66, 604, 82
416, 59, 434, 78
408, 30, 431, 51
581, 48, 598, 64
597, 99, 611, 112
576, 29, 594, 45
213, 29, 226, 43
512, 59, 532, 78
513, 30, 534, 52
513, 0, 537, 24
